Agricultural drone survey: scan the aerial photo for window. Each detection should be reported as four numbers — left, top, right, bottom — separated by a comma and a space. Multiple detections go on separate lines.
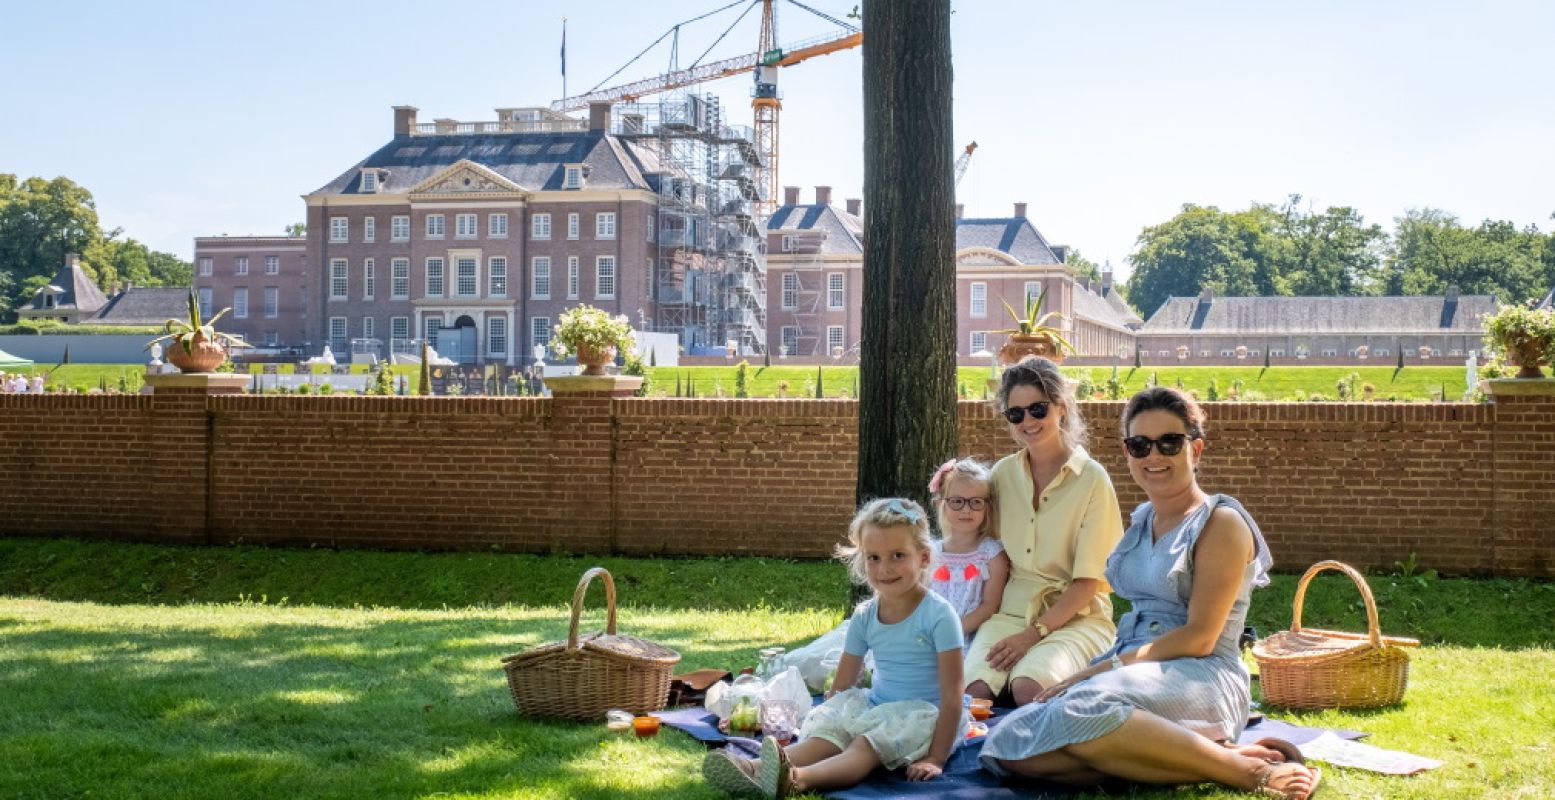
199, 287, 214, 312
1024, 281, 1041, 309
426, 214, 445, 238
564, 166, 583, 189
360, 170, 378, 192
1374, 348, 1389, 357
330, 217, 348, 243
489, 257, 507, 297
363, 216, 376, 243
391, 215, 410, 241
330, 259, 348, 300
828, 273, 845, 309
233, 288, 248, 319
970, 283, 987, 317
198, 257, 213, 276
532, 213, 551, 239
1321, 348, 1338, 357
390, 316, 409, 342
264, 331, 279, 347
264, 287, 279, 318
264, 255, 279, 275
532, 257, 551, 298
781, 273, 797, 309
647, 213, 656, 242
567, 213, 579, 240
455, 213, 478, 239
1271, 349, 1287, 357
424, 316, 443, 343
827, 326, 845, 354
391, 258, 409, 299
596, 256, 616, 298
234, 256, 249, 276
488, 317, 507, 355
329, 317, 348, 352
596, 212, 616, 240
1221, 349, 1235, 357
781, 326, 799, 355
362, 316, 375, 339
489, 213, 508, 238
781, 235, 796, 252
971, 331, 987, 353
363, 258, 375, 300
1199, 350, 1212, 358
1158, 350, 1170, 358
531, 316, 551, 349
454, 257, 477, 296
426, 257, 445, 296
567, 256, 579, 298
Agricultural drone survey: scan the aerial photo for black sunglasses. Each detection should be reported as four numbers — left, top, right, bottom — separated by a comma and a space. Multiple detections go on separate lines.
1122, 433, 1198, 459
1002, 401, 1051, 424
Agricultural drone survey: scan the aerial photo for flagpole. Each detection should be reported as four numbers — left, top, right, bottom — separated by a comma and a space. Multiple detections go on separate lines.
561, 17, 568, 103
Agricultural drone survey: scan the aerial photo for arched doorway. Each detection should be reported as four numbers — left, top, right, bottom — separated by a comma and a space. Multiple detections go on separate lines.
441, 315, 478, 364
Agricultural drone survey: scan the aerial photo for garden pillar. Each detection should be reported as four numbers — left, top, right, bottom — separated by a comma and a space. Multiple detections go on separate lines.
543, 375, 642, 552
1481, 378, 1555, 576
145, 373, 248, 543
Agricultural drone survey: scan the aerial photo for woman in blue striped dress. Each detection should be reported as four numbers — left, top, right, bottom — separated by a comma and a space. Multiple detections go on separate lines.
979, 388, 1321, 799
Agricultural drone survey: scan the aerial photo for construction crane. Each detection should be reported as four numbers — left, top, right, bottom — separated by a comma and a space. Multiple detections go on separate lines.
954, 141, 978, 187
552, 1, 861, 216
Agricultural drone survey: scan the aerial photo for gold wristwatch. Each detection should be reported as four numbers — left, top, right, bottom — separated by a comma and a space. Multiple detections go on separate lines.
1032, 621, 1051, 638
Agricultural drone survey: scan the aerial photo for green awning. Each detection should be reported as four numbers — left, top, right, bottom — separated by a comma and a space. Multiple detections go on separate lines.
0, 348, 34, 368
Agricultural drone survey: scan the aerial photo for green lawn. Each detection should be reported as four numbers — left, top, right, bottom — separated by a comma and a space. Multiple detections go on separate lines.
1, 538, 1551, 798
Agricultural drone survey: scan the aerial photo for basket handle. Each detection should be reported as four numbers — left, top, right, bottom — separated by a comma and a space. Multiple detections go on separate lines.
566, 567, 619, 653
1290, 560, 1381, 647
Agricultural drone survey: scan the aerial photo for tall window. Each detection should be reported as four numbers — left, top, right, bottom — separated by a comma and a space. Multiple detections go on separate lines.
263, 287, 279, 318
782, 273, 797, 309
264, 255, 279, 275
828, 273, 845, 309
971, 331, 987, 353
488, 317, 507, 355
596, 212, 616, 240
363, 216, 376, 243
827, 326, 845, 354
532, 257, 551, 299
596, 256, 616, 298
264, 331, 279, 347
970, 282, 987, 317
531, 316, 551, 350
489, 213, 508, 238
782, 326, 799, 354
647, 212, 656, 242
390, 316, 409, 342
426, 258, 445, 296
234, 256, 249, 276
1024, 281, 1041, 309
198, 257, 213, 276
532, 213, 551, 239
363, 258, 375, 300
567, 256, 579, 298
329, 317, 348, 352
391, 258, 409, 299
391, 215, 410, 241
198, 288, 213, 316
330, 259, 348, 299
455, 257, 478, 296
330, 217, 348, 243
233, 287, 248, 318
567, 213, 579, 240
362, 316, 375, 339
426, 214, 445, 238
425, 316, 443, 343
489, 257, 507, 297
455, 213, 477, 239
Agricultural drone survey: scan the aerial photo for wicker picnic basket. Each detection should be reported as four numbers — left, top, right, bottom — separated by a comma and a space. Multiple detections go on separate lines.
1253, 560, 1420, 709
501, 567, 680, 720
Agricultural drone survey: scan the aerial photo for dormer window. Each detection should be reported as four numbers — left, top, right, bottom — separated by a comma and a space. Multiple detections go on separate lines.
563, 164, 585, 190
360, 170, 380, 193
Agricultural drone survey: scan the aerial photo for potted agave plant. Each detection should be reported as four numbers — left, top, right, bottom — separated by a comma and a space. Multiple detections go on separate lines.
147, 289, 252, 373
994, 287, 1075, 366
1483, 305, 1555, 378
551, 304, 635, 376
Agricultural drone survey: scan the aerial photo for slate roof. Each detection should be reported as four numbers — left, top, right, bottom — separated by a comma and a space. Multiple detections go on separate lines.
91, 288, 191, 326
1139, 294, 1499, 334
29, 258, 108, 313
1072, 284, 1137, 332
955, 218, 1063, 265
765, 203, 863, 255
311, 132, 653, 195
1102, 288, 1144, 327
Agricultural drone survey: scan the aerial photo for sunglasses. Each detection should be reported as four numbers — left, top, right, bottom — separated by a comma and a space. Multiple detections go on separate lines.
943, 496, 987, 512
1001, 401, 1052, 424
1122, 433, 1198, 459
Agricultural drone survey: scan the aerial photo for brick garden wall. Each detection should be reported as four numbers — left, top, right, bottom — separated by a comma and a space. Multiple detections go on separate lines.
2, 388, 1550, 576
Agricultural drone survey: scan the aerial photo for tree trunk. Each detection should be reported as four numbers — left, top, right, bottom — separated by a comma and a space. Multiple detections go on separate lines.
855, 0, 957, 601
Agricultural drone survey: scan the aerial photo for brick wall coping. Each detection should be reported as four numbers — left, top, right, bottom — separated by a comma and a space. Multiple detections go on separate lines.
1481, 378, 1555, 397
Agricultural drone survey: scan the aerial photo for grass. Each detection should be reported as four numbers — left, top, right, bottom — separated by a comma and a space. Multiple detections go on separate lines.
1, 538, 1552, 798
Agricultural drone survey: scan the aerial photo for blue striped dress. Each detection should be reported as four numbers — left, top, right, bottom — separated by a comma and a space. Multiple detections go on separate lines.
980, 494, 1272, 774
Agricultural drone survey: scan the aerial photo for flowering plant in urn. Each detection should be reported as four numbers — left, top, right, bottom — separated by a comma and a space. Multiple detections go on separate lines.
552, 304, 635, 375
145, 289, 252, 373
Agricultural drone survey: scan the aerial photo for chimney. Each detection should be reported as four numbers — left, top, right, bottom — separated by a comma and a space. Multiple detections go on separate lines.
1013, 202, 1027, 218
1445, 284, 1460, 303
955, 203, 964, 219
784, 186, 800, 206
814, 186, 832, 205
1102, 266, 1114, 294
846, 198, 861, 217
588, 102, 612, 132
393, 105, 419, 136
65, 252, 80, 269
1200, 286, 1215, 302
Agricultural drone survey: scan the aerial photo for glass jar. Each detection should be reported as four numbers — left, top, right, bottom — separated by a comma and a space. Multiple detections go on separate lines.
755, 646, 786, 682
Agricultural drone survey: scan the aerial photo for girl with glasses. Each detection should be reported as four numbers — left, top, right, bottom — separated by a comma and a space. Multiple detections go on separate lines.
965, 356, 1125, 709
926, 458, 1009, 649
980, 387, 1320, 799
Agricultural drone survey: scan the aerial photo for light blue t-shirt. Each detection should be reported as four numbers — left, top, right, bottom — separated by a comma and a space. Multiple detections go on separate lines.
844, 590, 964, 706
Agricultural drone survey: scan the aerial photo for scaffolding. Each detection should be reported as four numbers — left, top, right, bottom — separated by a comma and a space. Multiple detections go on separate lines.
774, 230, 830, 357
614, 94, 768, 355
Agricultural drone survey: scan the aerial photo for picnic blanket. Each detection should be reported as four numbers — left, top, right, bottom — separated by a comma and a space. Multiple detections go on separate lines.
660, 704, 1368, 799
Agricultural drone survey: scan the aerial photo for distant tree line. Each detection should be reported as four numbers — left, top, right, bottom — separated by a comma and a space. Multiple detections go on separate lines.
1123, 195, 1555, 318
0, 174, 192, 321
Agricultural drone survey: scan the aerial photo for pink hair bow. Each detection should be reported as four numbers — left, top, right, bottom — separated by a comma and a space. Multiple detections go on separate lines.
928, 459, 958, 494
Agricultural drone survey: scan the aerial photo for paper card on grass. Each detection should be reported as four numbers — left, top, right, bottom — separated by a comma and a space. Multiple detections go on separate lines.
1297, 732, 1443, 775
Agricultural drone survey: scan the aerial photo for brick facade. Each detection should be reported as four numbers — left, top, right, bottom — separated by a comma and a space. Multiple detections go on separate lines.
2, 390, 1550, 577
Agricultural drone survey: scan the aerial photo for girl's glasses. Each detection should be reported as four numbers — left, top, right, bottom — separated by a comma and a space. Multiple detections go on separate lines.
1001, 401, 1051, 424
944, 496, 987, 511
1122, 433, 1197, 458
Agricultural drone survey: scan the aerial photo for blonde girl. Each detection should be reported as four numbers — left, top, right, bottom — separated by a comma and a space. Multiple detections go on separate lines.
927, 458, 1010, 648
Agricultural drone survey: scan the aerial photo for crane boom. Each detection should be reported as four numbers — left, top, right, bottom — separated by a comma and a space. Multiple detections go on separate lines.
954, 141, 978, 187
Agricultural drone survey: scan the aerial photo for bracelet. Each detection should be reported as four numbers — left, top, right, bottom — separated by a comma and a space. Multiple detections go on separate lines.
1032, 620, 1051, 638
1109, 653, 1125, 671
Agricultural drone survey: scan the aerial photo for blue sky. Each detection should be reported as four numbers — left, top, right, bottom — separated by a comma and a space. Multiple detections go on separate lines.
3, 0, 1552, 280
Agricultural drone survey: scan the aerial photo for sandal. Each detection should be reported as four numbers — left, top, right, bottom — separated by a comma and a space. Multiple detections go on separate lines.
702, 749, 761, 797
1253, 762, 1322, 799
758, 734, 793, 798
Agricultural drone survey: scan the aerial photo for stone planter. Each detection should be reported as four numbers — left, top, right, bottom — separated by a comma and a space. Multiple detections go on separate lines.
165, 334, 227, 373
998, 334, 1065, 366
1507, 337, 1552, 379
574, 343, 617, 376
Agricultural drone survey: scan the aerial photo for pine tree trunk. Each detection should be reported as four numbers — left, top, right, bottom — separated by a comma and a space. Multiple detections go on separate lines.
855, 0, 957, 603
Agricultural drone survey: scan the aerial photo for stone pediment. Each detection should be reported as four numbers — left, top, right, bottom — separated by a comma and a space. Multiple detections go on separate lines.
956, 247, 1023, 267
408, 160, 524, 196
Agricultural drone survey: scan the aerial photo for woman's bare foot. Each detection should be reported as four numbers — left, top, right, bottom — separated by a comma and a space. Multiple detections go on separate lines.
1251, 762, 1321, 799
